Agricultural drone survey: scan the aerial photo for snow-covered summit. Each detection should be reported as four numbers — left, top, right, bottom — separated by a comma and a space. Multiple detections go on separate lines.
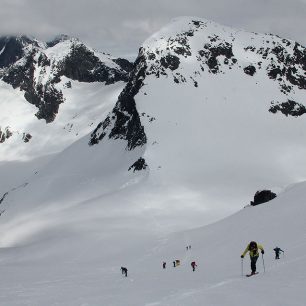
88, 16, 306, 220
141, 16, 305, 91
0, 35, 133, 160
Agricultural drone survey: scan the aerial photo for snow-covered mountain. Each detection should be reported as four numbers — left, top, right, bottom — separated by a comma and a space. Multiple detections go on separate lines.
0, 35, 132, 160
0, 16, 305, 305
88, 16, 306, 220
1, 16, 306, 224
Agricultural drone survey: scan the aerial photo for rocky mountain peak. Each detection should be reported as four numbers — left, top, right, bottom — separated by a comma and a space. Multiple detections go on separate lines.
0, 35, 36, 68
140, 17, 306, 93
46, 34, 71, 48
88, 17, 305, 176
0, 35, 132, 124
0, 34, 133, 160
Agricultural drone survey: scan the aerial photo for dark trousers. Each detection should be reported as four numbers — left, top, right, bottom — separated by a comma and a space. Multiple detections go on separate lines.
275, 252, 280, 259
250, 255, 259, 273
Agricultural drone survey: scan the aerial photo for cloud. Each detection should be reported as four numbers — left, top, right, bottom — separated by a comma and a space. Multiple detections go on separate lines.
0, 0, 305, 57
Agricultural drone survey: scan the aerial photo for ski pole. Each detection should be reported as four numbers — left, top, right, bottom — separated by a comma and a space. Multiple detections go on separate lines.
261, 254, 265, 273
241, 258, 244, 276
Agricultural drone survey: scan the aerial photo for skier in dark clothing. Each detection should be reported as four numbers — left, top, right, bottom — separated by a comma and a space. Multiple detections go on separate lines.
273, 247, 284, 259
173, 261, 176, 267
162, 262, 166, 269
191, 261, 197, 271
121, 267, 128, 277
241, 241, 264, 275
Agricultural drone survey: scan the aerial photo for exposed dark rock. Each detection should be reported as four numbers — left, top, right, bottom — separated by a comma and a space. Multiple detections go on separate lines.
2, 50, 36, 89
0, 192, 8, 205
147, 52, 156, 61
245, 41, 306, 91
37, 53, 50, 67
292, 43, 306, 71
173, 73, 186, 84
269, 100, 306, 117
22, 133, 32, 143
282, 39, 291, 47
267, 65, 283, 79
0, 36, 31, 68
160, 54, 180, 71
2, 47, 65, 123
243, 65, 256, 76
244, 46, 256, 52
198, 40, 234, 74
113, 58, 134, 73
65, 81, 72, 88
250, 190, 276, 206
192, 20, 201, 27
128, 157, 147, 172
58, 44, 129, 84
0, 127, 13, 143
286, 66, 306, 90
89, 48, 147, 150
168, 33, 192, 58
257, 47, 270, 59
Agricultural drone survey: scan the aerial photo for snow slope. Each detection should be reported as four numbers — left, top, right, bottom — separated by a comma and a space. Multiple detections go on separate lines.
0, 173, 305, 305
0, 79, 124, 160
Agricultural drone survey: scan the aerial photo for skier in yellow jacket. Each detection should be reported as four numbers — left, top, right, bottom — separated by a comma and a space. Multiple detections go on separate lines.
241, 241, 264, 275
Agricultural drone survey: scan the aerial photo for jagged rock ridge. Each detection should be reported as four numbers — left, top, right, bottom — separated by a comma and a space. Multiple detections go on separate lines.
89, 49, 147, 151
0, 35, 132, 123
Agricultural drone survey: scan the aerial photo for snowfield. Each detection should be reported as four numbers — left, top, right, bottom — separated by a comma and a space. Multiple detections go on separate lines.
0, 78, 125, 161
0, 175, 305, 305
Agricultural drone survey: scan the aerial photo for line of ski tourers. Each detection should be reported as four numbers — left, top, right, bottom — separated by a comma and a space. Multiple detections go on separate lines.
120, 241, 284, 277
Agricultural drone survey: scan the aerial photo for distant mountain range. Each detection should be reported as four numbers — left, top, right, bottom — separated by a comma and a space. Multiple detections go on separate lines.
0, 35, 132, 159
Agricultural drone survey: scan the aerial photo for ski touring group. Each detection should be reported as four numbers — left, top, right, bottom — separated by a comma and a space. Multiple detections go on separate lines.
121, 241, 284, 278
240, 241, 285, 277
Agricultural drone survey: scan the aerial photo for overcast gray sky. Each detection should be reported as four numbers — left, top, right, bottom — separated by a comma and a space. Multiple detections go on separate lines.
0, 0, 305, 58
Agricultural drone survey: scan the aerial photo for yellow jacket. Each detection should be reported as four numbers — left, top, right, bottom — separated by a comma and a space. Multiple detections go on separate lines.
241, 242, 264, 258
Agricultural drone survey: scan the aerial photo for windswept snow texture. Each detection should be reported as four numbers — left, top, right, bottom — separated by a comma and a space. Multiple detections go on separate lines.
0, 35, 131, 160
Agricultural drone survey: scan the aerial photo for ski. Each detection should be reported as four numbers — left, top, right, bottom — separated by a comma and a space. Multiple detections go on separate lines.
246, 272, 259, 277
